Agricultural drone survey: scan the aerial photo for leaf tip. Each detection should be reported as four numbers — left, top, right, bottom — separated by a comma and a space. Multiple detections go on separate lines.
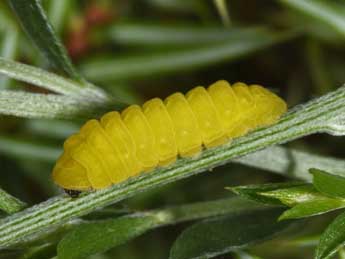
278, 212, 288, 221
225, 186, 239, 194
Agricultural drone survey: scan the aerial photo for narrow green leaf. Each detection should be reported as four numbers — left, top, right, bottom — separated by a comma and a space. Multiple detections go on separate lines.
169, 207, 290, 259
0, 31, 18, 62
316, 211, 345, 259
250, 178, 345, 220
228, 182, 306, 205
282, 235, 319, 248
0, 2, 16, 31
279, 0, 345, 38
339, 248, 345, 259
82, 30, 296, 82
305, 40, 332, 95
259, 185, 325, 207
231, 182, 345, 221
0, 90, 98, 119
0, 136, 61, 161
214, 0, 231, 27
47, 0, 73, 35
21, 243, 56, 259
234, 146, 345, 181
7, 0, 80, 80
25, 119, 79, 139
0, 57, 108, 101
0, 30, 18, 89
0, 187, 26, 214
57, 214, 159, 259
279, 199, 345, 221
0, 4, 19, 89
234, 251, 263, 259
146, 0, 208, 14
310, 168, 345, 198
108, 24, 264, 46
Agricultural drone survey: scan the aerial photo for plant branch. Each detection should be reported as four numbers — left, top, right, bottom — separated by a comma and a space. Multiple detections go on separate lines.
0, 57, 108, 102
2, 133, 345, 182
0, 85, 344, 248
0, 90, 99, 119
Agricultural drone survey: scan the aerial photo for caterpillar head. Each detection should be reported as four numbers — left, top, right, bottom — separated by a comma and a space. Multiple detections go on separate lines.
52, 134, 91, 192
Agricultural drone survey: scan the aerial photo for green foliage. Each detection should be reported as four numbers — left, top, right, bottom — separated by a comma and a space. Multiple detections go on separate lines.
82, 29, 296, 82
1, 86, 345, 250
0, 136, 61, 161
108, 23, 264, 46
312, 170, 345, 259
260, 185, 330, 207
230, 170, 345, 221
0, 0, 345, 258
279, 0, 345, 38
57, 198, 260, 259
231, 169, 345, 258
0, 57, 108, 101
316, 211, 345, 259
0, 90, 97, 119
234, 146, 345, 181
310, 168, 345, 198
169, 207, 289, 259
0, 187, 25, 214
21, 243, 56, 259
58, 215, 158, 259
7, 0, 80, 80
228, 182, 305, 205
213, 0, 231, 27
47, 0, 73, 35
279, 199, 345, 221
230, 183, 345, 220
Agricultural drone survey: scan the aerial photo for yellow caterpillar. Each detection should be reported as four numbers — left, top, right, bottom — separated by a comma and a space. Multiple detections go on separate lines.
52, 80, 287, 194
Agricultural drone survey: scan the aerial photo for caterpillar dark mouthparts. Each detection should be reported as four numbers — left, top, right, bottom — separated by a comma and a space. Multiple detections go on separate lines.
52, 80, 287, 192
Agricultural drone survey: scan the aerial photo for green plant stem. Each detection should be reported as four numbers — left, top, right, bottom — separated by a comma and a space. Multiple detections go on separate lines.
1, 135, 345, 182
150, 197, 263, 225
0, 85, 344, 248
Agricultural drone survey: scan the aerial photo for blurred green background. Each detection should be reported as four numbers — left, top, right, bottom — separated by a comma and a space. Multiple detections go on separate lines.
1, 0, 345, 258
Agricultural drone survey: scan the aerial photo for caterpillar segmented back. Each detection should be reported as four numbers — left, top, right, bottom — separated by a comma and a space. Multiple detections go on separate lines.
52, 80, 287, 192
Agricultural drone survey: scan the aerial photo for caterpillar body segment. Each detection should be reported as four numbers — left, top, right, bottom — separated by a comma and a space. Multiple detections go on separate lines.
165, 92, 203, 157
52, 80, 287, 191
142, 98, 177, 166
